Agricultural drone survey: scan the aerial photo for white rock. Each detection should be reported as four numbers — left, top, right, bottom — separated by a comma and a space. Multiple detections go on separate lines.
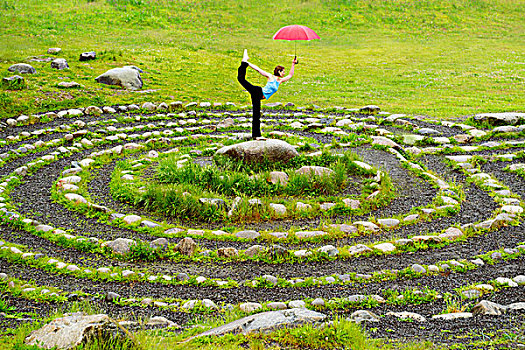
432, 312, 473, 320
239, 302, 262, 313
374, 243, 396, 253
495, 277, 518, 287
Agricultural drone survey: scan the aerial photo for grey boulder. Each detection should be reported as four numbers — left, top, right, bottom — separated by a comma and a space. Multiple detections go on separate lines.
215, 139, 298, 164
95, 66, 143, 90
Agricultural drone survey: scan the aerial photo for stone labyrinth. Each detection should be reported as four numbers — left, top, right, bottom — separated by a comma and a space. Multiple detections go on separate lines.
0, 101, 524, 346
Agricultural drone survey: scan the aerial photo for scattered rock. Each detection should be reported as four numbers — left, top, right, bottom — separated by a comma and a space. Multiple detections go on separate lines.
217, 247, 239, 258
174, 237, 197, 256
2, 75, 25, 89
235, 230, 260, 239
8, 63, 36, 74
51, 58, 69, 70
349, 310, 380, 323
103, 238, 135, 255
472, 300, 507, 315
80, 52, 96, 61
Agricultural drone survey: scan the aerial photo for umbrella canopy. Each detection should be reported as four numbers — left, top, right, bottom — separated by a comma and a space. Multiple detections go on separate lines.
272, 25, 320, 60
272, 25, 320, 41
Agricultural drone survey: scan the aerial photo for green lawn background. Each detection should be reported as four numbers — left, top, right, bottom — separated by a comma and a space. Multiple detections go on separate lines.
0, 0, 524, 119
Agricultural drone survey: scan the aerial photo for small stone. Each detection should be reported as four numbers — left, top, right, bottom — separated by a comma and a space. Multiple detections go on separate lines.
239, 302, 262, 313
244, 245, 265, 257
267, 302, 287, 310
79, 51, 96, 61
261, 275, 278, 285
217, 247, 239, 258
8, 63, 36, 74
51, 58, 69, 70
472, 300, 507, 315
293, 250, 312, 258
103, 238, 135, 255
349, 310, 380, 323
377, 219, 400, 228
412, 264, 426, 274
288, 300, 306, 308
471, 258, 485, 266
106, 292, 120, 302
122, 215, 142, 225
507, 302, 525, 313
150, 238, 169, 250
513, 275, 525, 285
386, 312, 427, 322
174, 237, 197, 256
236, 230, 260, 239
374, 243, 396, 253
432, 312, 473, 320
202, 299, 218, 309
495, 277, 518, 287
318, 245, 339, 257
182, 300, 197, 310
269, 203, 287, 215
295, 230, 327, 239
342, 199, 360, 209
311, 298, 325, 307
460, 289, 481, 298
176, 273, 189, 281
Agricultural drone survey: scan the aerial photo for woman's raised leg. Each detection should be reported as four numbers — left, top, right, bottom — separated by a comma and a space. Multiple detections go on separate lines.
237, 62, 258, 94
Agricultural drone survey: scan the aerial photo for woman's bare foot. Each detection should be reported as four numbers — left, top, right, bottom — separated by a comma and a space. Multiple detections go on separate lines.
242, 49, 249, 62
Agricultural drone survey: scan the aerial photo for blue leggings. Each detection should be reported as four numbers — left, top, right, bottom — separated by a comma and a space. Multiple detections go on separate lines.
237, 62, 263, 138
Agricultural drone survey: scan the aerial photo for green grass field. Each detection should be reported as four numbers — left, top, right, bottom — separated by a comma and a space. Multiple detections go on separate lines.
0, 0, 523, 119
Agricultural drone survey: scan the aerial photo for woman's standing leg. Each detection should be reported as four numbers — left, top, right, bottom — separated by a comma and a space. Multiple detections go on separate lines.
251, 95, 262, 138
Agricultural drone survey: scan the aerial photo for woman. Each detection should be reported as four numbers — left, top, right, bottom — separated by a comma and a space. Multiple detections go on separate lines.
237, 50, 297, 139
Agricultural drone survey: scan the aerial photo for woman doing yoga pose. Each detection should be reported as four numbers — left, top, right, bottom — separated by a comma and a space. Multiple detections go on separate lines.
237, 50, 297, 138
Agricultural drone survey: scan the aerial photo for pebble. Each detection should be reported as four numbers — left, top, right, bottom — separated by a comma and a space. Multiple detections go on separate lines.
288, 300, 306, 308
412, 264, 426, 274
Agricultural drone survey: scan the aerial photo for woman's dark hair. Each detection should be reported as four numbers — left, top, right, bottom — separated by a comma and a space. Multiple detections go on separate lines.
274, 65, 285, 76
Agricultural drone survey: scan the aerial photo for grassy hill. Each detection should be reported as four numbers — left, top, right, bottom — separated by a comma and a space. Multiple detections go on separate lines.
0, 0, 524, 118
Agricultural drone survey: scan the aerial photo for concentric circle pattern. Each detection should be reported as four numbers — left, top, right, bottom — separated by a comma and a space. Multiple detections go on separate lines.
0, 103, 524, 345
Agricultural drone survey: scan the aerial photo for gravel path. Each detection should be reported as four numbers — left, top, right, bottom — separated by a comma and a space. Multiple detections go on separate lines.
1, 106, 524, 348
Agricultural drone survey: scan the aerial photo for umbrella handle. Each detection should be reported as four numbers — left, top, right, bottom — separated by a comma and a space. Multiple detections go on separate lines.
294, 55, 299, 65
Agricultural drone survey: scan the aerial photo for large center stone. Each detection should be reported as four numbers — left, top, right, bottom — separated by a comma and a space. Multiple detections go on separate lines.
215, 139, 299, 163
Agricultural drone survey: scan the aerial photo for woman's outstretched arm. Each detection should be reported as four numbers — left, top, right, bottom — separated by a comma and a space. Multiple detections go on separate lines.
279, 58, 297, 83
247, 62, 272, 78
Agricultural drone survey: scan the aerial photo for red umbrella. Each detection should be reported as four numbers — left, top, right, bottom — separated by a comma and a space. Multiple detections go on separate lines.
272, 25, 320, 62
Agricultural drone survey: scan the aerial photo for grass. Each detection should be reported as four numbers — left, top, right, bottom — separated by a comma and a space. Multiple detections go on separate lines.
0, 0, 523, 119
